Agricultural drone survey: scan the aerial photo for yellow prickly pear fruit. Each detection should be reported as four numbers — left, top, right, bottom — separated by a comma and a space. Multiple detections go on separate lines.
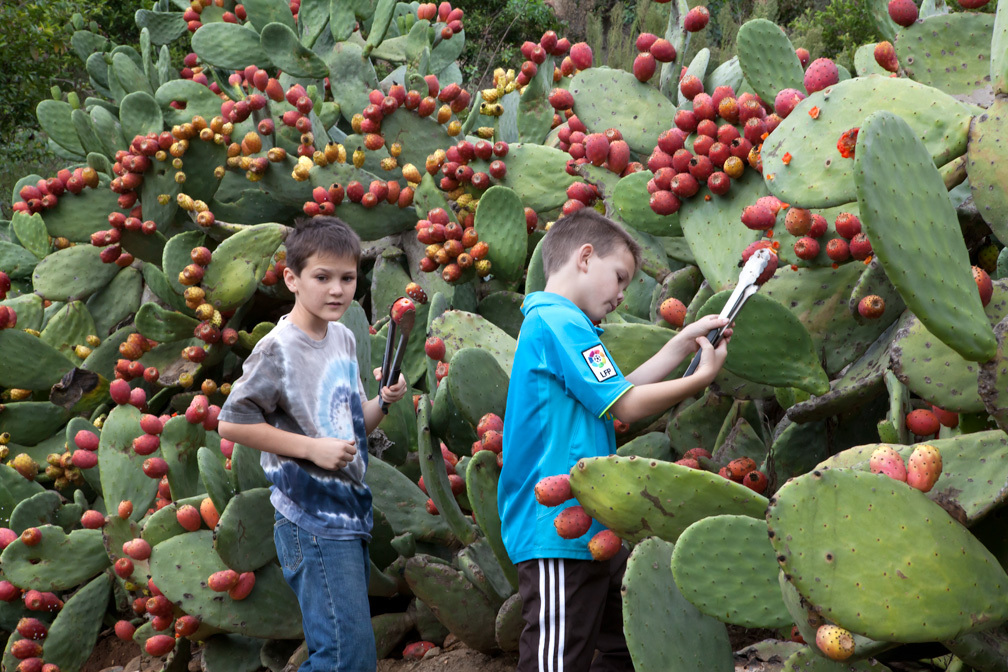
447, 120, 462, 136
177, 193, 195, 211
437, 105, 452, 124
380, 157, 398, 171
477, 126, 495, 139
10, 453, 39, 480
74, 344, 93, 359
352, 149, 365, 168
815, 624, 855, 661
402, 163, 422, 183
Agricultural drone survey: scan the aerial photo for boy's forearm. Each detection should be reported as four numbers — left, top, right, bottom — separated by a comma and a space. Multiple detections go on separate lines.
361, 396, 385, 435
217, 421, 312, 460
609, 373, 713, 424
624, 336, 694, 385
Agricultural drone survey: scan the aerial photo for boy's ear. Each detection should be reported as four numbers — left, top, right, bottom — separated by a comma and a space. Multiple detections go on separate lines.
576, 243, 594, 272
282, 266, 298, 294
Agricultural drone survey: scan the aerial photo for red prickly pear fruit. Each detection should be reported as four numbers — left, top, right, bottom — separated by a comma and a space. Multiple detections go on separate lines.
548, 88, 574, 110
481, 429, 503, 454
534, 474, 573, 507
140, 414, 164, 435
816, 624, 855, 661
208, 569, 240, 592
143, 457, 169, 479
11, 639, 42, 659
132, 433, 160, 456
440, 443, 459, 468
849, 233, 872, 260
869, 445, 907, 482
804, 57, 839, 94
175, 614, 200, 637
145, 634, 176, 657
114, 620, 136, 640
588, 529, 621, 561
145, 595, 172, 618
390, 297, 415, 323
417, 475, 427, 495
742, 470, 768, 494
906, 444, 942, 492
476, 413, 503, 439
683, 448, 712, 461
200, 497, 220, 529
607, 140, 630, 174
403, 640, 437, 660
424, 336, 446, 360
569, 42, 593, 69
683, 5, 710, 31
74, 430, 99, 451
707, 171, 730, 196
905, 409, 940, 436
825, 238, 850, 263
80, 510, 106, 529
229, 571, 256, 600
931, 405, 959, 428
554, 505, 592, 539
633, 52, 656, 82
726, 457, 757, 482
0, 580, 19, 601
16, 617, 48, 640
176, 504, 202, 531
20, 528, 41, 546
740, 204, 775, 230
773, 88, 805, 118
834, 212, 861, 239
118, 500, 133, 519
113, 557, 134, 579
0, 528, 16, 549
71, 449, 98, 470
888, 0, 918, 26
874, 41, 899, 72
583, 133, 609, 167
857, 294, 886, 320
649, 190, 681, 216
123, 538, 152, 560
973, 266, 993, 307
784, 208, 812, 236
795, 48, 811, 67
755, 195, 783, 216
741, 241, 779, 285
649, 38, 676, 63
674, 457, 700, 469
109, 379, 131, 405
425, 498, 439, 515
448, 473, 465, 495
658, 298, 687, 328
17, 659, 44, 672
635, 32, 658, 52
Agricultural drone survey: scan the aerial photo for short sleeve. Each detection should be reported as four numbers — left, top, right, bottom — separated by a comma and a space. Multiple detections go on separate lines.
218, 345, 282, 424
549, 321, 632, 418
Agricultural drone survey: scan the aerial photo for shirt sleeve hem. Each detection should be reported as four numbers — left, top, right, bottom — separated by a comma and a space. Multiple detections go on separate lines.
597, 382, 633, 418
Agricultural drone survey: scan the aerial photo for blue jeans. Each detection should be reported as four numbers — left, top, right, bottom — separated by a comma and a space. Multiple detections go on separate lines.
274, 512, 376, 672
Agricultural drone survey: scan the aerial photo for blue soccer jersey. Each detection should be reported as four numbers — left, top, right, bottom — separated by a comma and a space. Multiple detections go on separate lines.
498, 292, 633, 563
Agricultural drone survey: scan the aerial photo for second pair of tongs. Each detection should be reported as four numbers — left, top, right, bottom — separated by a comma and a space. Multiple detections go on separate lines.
379, 297, 416, 413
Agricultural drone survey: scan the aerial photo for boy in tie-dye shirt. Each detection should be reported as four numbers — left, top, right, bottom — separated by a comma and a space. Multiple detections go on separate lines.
219, 217, 407, 672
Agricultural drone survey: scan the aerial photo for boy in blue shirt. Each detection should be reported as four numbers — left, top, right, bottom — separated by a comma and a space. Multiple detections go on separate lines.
498, 209, 731, 671
218, 217, 407, 672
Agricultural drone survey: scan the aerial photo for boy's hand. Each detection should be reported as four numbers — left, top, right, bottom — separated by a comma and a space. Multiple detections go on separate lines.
312, 437, 358, 470
693, 332, 730, 382
675, 314, 732, 353
372, 368, 409, 406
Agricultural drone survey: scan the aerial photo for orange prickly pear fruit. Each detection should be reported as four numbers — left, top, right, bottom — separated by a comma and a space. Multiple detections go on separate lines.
815, 624, 855, 661
906, 444, 942, 493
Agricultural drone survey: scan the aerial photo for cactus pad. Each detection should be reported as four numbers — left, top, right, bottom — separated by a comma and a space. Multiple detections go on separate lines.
570, 455, 768, 544
0, 525, 109, 591
736, 19, 805, 105
622, 537, 733, 672
768, 468, 1008, 642
967, 99, 1008, 246
473, 186, 527, 285
896, 13, 994, 96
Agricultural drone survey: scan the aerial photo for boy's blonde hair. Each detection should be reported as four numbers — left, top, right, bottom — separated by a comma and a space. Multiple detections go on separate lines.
285, 217, 361, 274
541, 209, 642, 281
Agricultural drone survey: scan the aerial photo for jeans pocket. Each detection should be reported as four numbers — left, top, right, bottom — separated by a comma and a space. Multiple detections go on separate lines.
273, 518, 302, 571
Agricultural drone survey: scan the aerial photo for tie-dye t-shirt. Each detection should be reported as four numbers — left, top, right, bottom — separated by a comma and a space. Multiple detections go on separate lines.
218, 315, 372, 540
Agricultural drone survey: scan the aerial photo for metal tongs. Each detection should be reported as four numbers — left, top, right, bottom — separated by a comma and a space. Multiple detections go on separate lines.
379, 297, 416, 413
682, 248, 773, 377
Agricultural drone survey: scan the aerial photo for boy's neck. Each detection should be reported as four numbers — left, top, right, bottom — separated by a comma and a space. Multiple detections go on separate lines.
287, 302, 329, 341
543, 277, 587, 314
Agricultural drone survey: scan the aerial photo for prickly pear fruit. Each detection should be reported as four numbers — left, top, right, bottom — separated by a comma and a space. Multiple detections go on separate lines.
804, 58, 839, 94
554, 505, 593, 539
874, 41, 898, 72
11, 639, 42, 659
973, 266, 993, 307
815, 624, 855, 661
71, 449, 98, 470
228, 571, 256, 600
906, 444, 942, 493
905, 409, 939, 436
683, 5, 710, 31
534, 474, 573, 507
176, 505, 202, 532
888, 0, 918, 26
208, 569, 240, 592
858, 295, 885, 320
931, 405, 958, 428
0, 528, 17, 549
658, 297, 687, 328
80, 510, 106, 529
869, 445, 907, 482
741, 241, 778, 284
390, 297, 416, 323
114, 620, 136, 640
726, 457, 757, 481
200, 497, 220, 528
113, 557, 134, 579
683, 448, 712, 461
73, 430, 99, 451
16, 617, 48, 640
588, 529, 621, 561
118, 500, 133, 519
742, 470, 768, 494
476, 413, 503, 439
123, 538, 152, 560
20, 528, 41, 547
424, 336, 446, 360
145, 634, 176, 657
403, 641, 436, 660
174, 614, 199, 637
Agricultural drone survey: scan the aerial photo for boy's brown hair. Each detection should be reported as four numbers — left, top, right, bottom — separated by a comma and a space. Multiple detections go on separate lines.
540, 209, 642, 280
285, 217, 361, 274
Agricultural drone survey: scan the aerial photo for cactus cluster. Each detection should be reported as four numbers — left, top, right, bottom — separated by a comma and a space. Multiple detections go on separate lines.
2, 0, 1008, 669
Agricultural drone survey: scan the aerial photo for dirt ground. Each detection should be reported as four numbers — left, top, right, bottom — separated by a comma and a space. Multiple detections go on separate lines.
81, 627, 789, 672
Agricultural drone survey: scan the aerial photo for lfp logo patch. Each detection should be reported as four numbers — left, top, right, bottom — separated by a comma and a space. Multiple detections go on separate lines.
581, 344, 616, 382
